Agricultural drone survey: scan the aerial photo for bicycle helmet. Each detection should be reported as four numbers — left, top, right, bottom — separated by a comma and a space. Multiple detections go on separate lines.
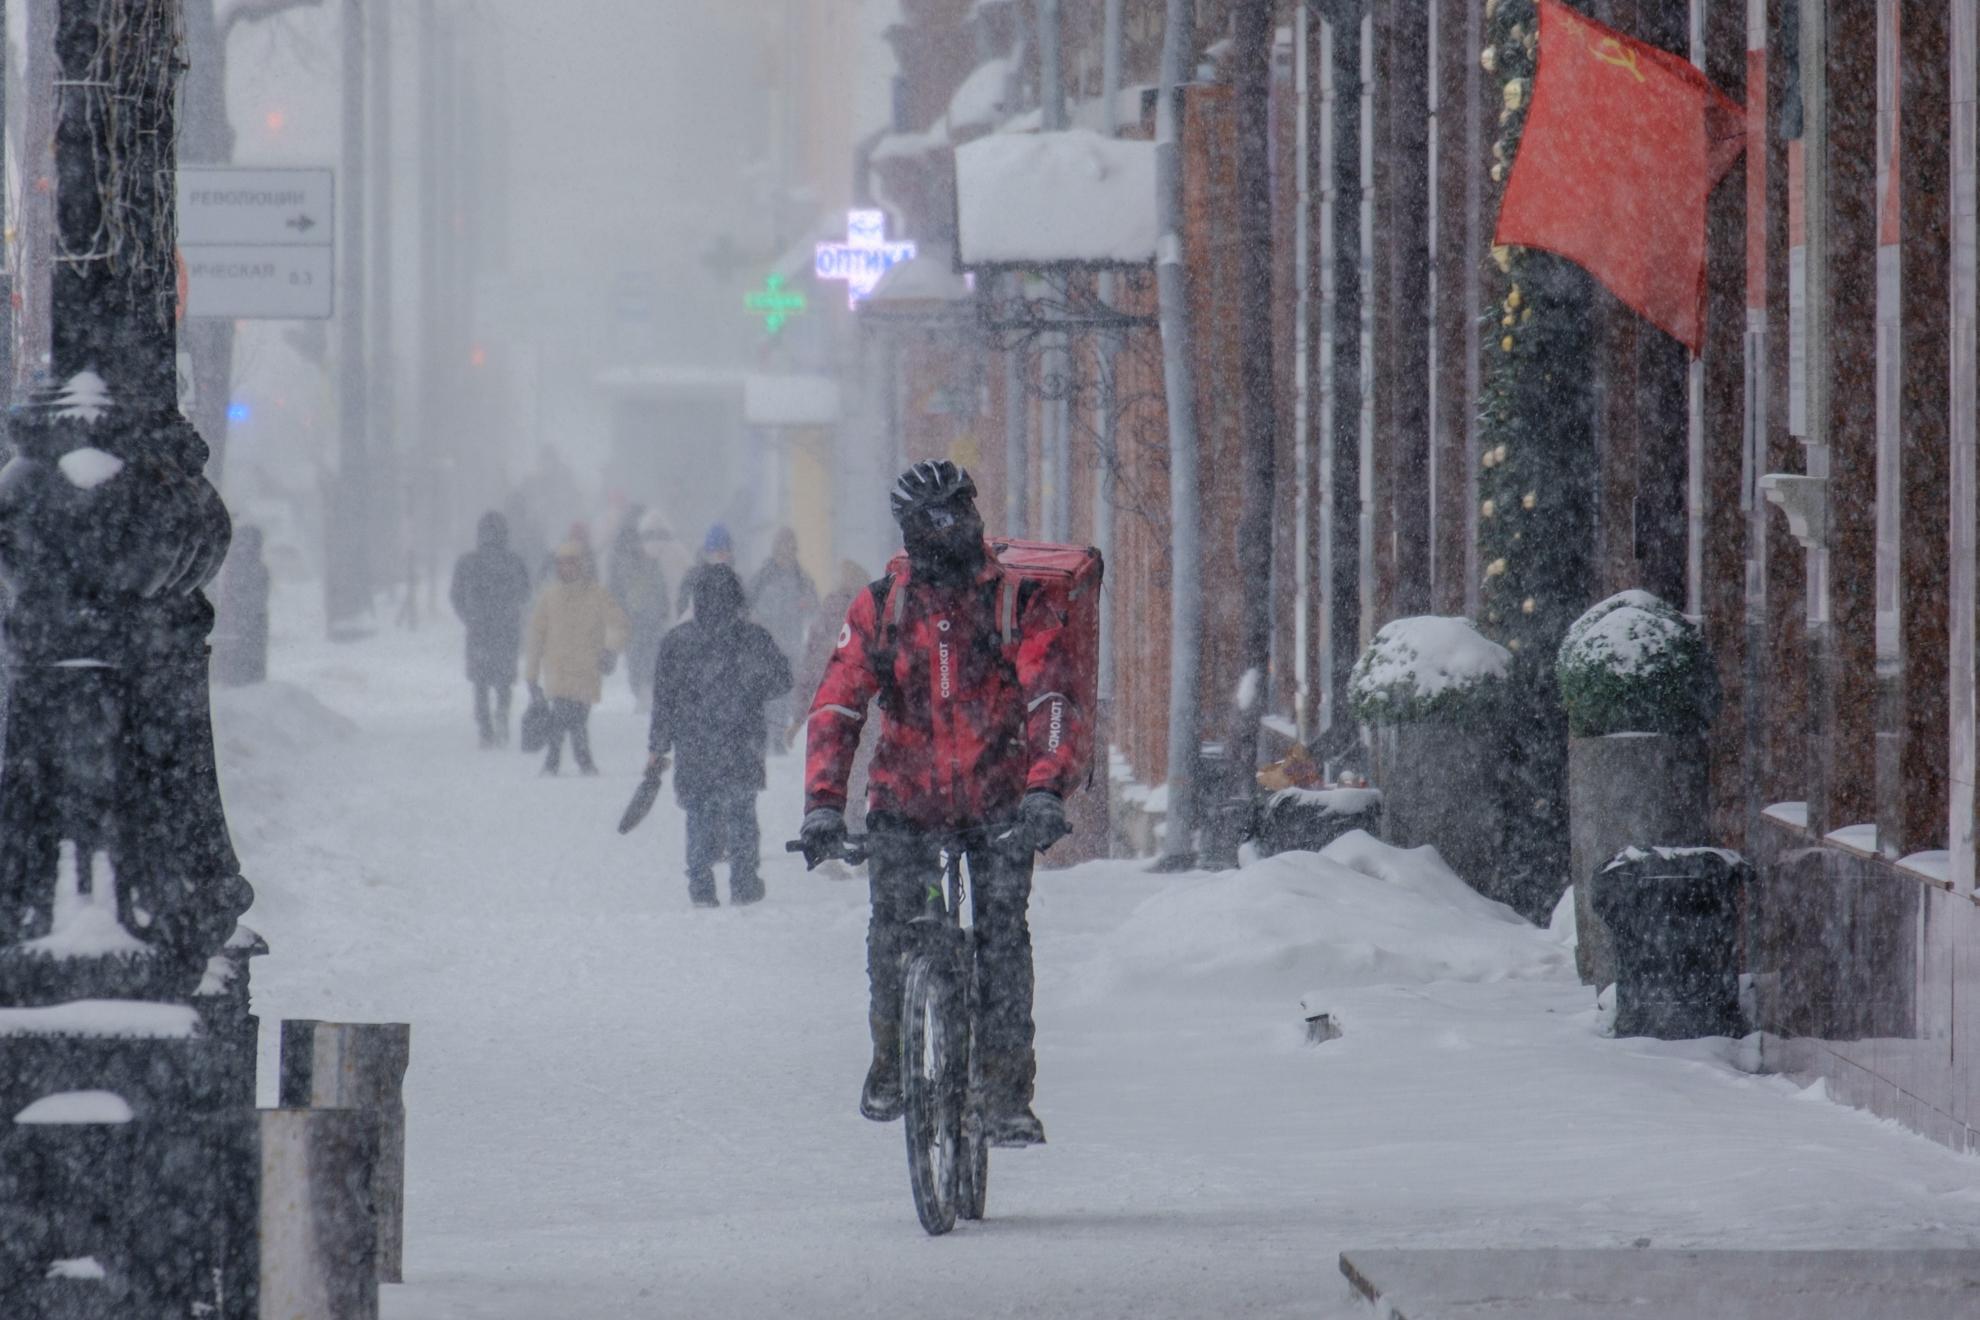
890, 460, 978, 526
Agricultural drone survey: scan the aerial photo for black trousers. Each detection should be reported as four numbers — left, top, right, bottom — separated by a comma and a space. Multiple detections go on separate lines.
684, 788, 762, 902
543, 697, 594, 771
866, 825, 1037, 1104
473, 680, 513, 743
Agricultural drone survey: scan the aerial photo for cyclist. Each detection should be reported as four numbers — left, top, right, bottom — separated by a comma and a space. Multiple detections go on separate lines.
800, 461, 1084, 1147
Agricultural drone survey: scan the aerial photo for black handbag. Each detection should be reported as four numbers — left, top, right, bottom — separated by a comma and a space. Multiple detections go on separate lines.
519, 689, 552, 754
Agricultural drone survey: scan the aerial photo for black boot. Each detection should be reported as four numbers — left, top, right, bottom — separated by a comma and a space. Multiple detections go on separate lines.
860, 1029, 903, 1122
688, 874, 718, 908
980, 1053, 1046, 1147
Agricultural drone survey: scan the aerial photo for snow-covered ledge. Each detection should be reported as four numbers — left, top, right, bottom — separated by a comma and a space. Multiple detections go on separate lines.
1759, 473, 1828, 551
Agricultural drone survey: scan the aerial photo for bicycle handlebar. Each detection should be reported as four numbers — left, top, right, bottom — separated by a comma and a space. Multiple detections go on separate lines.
786, 823, 1036, 871
786, 835, 872, 869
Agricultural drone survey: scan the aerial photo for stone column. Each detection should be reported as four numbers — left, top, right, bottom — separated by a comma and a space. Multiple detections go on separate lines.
1805, 0, 1881, 837
1699, 0, 1749, 846
1430, 0, 1474, 619
1884, 0, 1951, 858
1756, 0, 1808, 822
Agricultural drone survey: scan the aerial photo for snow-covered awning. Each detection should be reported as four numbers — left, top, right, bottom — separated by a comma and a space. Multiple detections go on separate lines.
592, 367, 842, 428
954, 129, 1158, 268
744, 375, 841, 428
871, 123, 950, 165
866, 247, 972, 306
948, 57, 1014, 138
860, 246, 977, 327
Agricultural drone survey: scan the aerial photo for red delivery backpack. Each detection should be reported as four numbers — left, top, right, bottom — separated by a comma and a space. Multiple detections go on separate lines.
881, 539, 1105, 786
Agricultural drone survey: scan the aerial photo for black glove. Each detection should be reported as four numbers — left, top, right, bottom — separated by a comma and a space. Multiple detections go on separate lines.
799, 807, 848, 866
1017, 791, 1070, 854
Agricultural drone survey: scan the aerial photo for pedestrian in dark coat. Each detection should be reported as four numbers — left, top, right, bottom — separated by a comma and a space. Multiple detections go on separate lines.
450, 510, 534, 747
749, 527, 819, 748
213, 525, 271, 687
646, 563, 792, 907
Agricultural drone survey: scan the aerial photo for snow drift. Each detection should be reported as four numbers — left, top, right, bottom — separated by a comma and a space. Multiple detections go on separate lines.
1082, 831, 1567, 999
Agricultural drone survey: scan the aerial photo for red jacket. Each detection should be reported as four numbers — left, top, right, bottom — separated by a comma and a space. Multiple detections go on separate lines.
805, 552, 1088, 829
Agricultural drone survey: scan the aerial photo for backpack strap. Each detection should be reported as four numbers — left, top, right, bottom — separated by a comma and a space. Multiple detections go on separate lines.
1000, 576, 1042, 649
869, 571, 908, 714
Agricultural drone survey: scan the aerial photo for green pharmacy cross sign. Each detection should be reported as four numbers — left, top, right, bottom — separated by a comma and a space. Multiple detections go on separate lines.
745, 274, 808, 335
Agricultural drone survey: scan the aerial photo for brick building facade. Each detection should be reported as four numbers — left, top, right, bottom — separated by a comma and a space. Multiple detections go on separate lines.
850, 0, 1980, 1153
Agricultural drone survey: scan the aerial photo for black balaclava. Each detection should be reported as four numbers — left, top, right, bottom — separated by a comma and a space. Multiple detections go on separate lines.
901, 496, 986, 588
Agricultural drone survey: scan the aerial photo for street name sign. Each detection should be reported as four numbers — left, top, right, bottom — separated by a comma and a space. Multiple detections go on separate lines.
177, 167, 334, 320
181, 247, 333, 321
179, 168, 333, 246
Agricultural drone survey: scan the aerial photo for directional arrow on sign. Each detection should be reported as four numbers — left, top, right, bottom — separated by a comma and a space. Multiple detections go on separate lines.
286, 214, 317, 234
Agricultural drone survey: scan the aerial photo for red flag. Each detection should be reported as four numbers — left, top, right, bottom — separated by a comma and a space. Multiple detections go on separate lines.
1494, 0, 1745, 354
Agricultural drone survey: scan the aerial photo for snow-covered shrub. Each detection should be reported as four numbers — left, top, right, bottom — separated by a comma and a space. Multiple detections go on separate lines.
1349, 616, 1511, 726
1555, 591, 1717, 738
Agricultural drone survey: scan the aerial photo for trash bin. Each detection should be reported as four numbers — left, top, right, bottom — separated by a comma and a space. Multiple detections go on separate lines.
1590, 846, 1750, 1039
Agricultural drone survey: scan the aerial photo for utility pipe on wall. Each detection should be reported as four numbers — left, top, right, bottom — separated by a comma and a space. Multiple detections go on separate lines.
1293, 2, 1315, 741
1096, 0, 1124, 706
1155, 0, 1203, 867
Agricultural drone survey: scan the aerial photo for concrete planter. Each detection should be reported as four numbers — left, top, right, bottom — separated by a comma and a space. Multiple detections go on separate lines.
1567, 733, 1709, 986
1374, 723, 1505, 906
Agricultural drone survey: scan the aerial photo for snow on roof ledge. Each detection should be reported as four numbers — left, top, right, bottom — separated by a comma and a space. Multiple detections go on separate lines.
956, 129, 1158, 267
866, 247, 973, 307
948, 57, 1014, 136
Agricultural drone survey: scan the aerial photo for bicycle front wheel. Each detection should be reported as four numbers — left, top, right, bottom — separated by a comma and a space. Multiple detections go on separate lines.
958, 1104, 989, 1221
901, 955, 962, 1236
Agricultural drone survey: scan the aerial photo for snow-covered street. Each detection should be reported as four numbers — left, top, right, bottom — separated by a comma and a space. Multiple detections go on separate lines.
216, 587, 1980, 1319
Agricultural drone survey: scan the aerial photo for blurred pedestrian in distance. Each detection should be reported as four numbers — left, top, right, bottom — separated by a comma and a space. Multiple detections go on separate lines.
749, 528, 819, 747
449, 511, 533, 747
212, 525, 271, 687
647, 563, 792, 906
543, 518, 595, 582
525, 540, 627, 776
792, 559, 874, 829
677, 522, 735, 617
525, 445, 584, 552
502, 490, 547, 587
607, 507, 672, 713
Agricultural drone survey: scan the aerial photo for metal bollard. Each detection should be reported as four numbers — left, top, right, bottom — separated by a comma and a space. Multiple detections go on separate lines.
259, 1108, 378, 1319
278, 1021, 411, 1283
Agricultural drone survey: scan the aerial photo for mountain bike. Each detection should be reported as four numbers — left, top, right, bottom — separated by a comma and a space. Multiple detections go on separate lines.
790, 825, 1019, 1236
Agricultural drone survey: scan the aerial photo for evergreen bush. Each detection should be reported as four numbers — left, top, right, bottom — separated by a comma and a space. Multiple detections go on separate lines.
1349, 616, 1511, 727
1556, 591, 1718, 738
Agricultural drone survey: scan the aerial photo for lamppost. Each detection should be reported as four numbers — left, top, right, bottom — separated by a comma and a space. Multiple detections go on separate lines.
0, 1, 261, 1309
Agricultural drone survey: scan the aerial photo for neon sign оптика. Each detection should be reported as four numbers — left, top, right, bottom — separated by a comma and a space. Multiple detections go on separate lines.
815, 210, 916, 308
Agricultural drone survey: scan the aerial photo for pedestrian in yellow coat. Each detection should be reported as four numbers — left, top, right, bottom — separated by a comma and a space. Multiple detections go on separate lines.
525, 541, 628, 775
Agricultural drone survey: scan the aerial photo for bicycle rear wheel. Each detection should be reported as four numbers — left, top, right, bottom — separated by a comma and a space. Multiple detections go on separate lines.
901, 955, 962, 1236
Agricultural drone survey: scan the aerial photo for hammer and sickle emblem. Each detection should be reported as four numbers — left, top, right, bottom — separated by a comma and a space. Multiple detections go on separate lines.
1592, 37, 1647, 83
1559, 10, 1650, 85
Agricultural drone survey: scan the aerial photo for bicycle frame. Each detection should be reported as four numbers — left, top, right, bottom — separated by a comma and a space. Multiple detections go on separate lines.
789, 823, 1024, 1234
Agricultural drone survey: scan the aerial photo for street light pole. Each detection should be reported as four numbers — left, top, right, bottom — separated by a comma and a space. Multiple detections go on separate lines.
327, 0, 371, 633
0, 0, 259, 1305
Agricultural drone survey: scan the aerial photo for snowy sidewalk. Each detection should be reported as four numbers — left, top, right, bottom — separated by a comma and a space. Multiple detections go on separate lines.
214, 585, 1980, 1319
